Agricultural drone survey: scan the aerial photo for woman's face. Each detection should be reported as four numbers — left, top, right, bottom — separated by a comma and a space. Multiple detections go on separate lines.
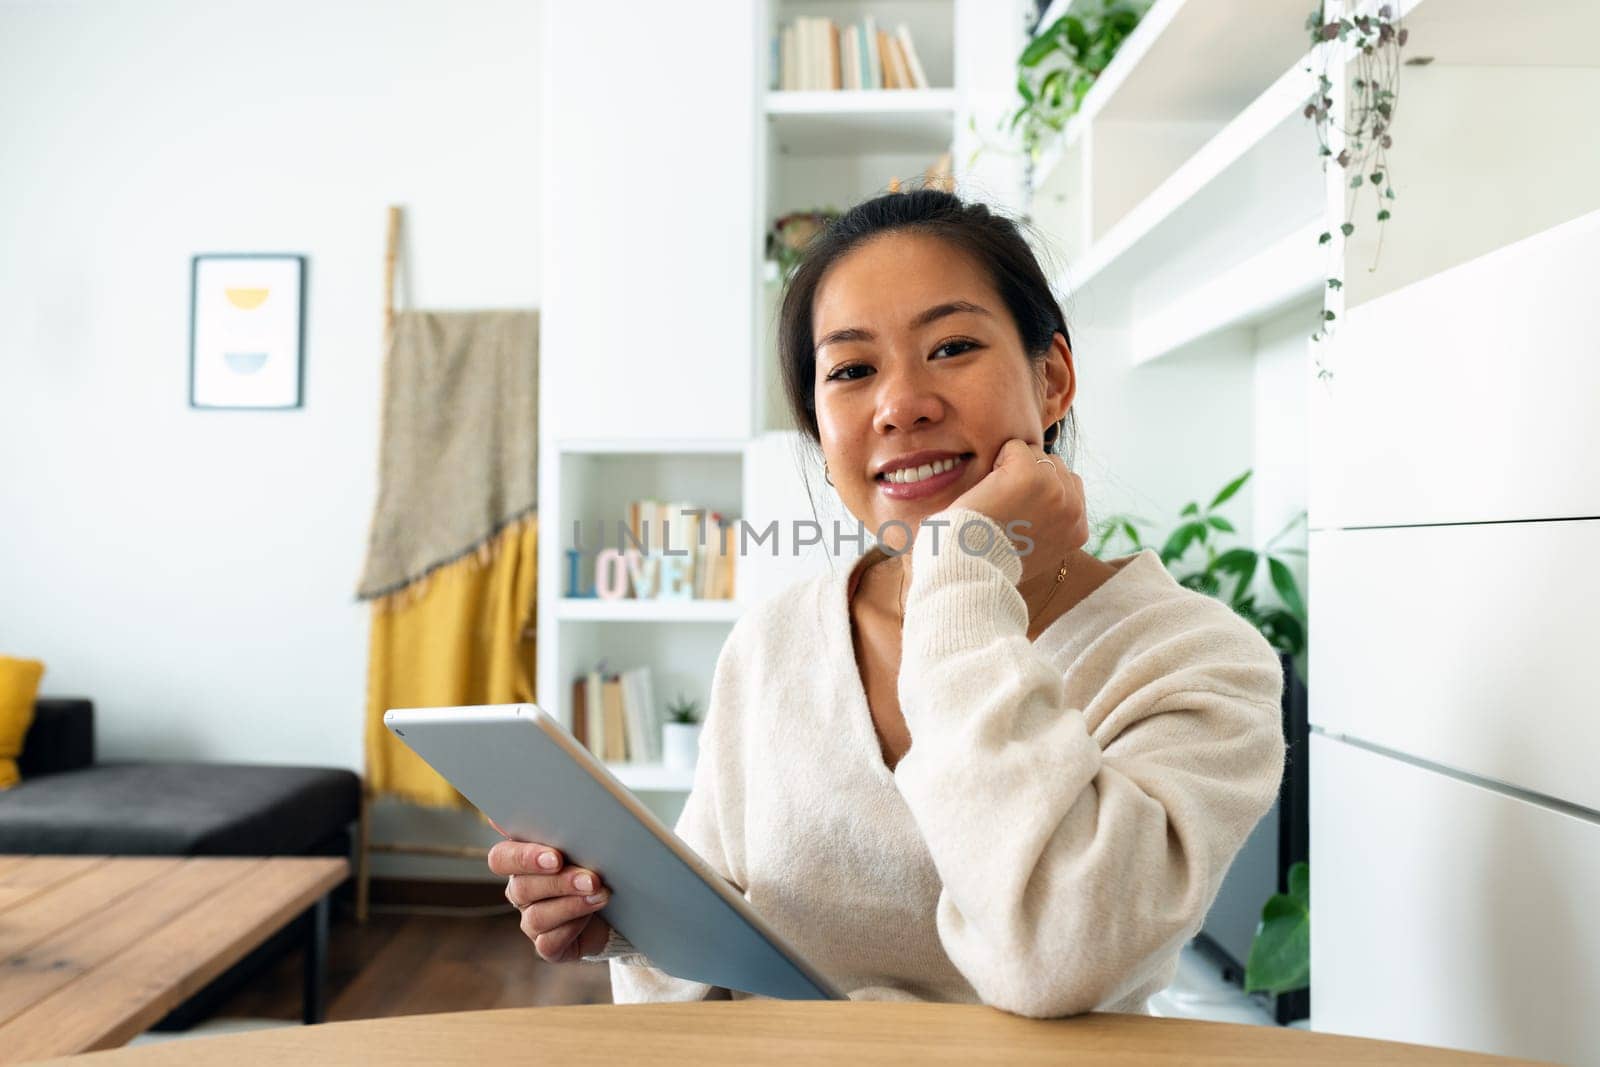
810, 231, 1074, 545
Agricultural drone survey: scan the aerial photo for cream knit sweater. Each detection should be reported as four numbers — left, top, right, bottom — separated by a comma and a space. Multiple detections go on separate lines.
583, 505, 1286, 1018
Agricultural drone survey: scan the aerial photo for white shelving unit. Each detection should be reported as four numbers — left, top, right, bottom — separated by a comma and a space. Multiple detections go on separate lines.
1030, 0, 1325, 353
536, 1, 1010, 811
554, 598, 745, 623
1305, 2, 1600, 1062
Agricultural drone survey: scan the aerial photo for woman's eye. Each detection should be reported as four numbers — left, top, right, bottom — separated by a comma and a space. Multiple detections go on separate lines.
933, 340, 978, 359
824, 363, 872, 382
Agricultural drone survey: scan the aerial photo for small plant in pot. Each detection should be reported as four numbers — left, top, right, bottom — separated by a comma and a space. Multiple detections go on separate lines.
662, 693, 702, 773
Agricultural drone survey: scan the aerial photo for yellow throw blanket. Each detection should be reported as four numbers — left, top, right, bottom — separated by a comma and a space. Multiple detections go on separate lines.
363, 514, 538, 808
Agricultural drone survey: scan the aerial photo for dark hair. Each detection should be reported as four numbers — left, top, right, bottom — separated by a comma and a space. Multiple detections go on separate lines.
777, 187, 1077, 460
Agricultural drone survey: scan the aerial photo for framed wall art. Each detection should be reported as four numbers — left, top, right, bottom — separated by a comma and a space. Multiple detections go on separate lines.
189, 253, 306, 409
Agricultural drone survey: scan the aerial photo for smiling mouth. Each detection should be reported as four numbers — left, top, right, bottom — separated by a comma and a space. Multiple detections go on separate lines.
875, 452, 975, 486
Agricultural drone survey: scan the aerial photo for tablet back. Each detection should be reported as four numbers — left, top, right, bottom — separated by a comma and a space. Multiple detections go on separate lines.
384, 703, 845, 1001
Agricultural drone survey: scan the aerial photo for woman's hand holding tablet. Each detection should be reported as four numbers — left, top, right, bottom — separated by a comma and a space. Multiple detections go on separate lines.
489, 830, 614, 963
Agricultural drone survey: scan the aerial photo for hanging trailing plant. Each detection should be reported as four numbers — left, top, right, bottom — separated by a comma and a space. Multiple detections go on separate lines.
1305, 2, 1409, 368
1009, 1, 1150, 170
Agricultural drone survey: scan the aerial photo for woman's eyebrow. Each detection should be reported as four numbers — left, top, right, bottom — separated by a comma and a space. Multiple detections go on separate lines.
815, 300, 991, 351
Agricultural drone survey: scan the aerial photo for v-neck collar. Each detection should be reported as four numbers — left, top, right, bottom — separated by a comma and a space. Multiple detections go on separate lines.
831, 544, 1156, 786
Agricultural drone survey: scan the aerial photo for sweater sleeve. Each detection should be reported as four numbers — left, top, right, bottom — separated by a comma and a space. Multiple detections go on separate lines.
892, 506, 1287, 1018
596, 623, 747, 1002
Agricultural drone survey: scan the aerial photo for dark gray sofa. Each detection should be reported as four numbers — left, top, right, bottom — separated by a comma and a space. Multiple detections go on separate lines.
2, 697, 362, 1028
3, 698, 359, 859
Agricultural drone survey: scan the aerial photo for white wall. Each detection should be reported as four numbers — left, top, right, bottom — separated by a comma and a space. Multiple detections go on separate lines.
0, 0, 541, 783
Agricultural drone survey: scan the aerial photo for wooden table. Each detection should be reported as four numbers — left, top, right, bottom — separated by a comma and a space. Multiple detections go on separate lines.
0, 855, 347, 1065
25, 1002, 1550, 1066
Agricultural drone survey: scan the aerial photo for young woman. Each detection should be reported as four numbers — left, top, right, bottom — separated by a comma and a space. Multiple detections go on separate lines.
490, 189, 1286, 1018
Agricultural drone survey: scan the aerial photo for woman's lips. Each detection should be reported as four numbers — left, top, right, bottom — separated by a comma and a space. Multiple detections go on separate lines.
874, 453, 974, 501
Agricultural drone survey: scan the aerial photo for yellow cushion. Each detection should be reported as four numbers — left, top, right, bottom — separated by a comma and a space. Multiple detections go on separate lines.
0, 656, 45, 789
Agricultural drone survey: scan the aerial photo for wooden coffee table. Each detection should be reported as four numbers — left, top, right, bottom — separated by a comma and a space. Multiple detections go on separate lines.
0, 854, 346, 1064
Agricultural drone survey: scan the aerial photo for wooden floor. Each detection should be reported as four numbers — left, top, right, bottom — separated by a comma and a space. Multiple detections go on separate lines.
215, 906, 613, 1022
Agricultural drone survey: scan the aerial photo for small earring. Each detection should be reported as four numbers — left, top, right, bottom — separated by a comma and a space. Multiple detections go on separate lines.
823, 462, 833, 487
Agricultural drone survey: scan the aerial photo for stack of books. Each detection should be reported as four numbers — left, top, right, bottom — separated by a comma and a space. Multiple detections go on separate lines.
571, 664, 662, 764
775, 17, 930, 91
623, 499, 737, 600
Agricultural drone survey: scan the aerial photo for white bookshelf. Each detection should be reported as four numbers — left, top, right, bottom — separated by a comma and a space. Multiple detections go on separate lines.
540, 0, 1013, 805
555, 598, 745, 623
765, 89, 959, 155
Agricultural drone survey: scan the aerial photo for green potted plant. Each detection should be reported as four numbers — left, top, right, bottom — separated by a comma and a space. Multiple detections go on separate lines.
662, 693, 702, 773
1090, 470, 1307, 684
1010, 1, 1151, 164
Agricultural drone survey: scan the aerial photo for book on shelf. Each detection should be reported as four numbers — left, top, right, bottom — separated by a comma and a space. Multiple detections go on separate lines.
572, 663, 663, 765
775, 16, 929, 92
608, 498, 736, 601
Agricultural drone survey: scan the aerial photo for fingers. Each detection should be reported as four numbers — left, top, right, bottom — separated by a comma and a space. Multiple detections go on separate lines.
535, 915, 599, 963
487, 839, 563, 876
572, 916, 613, 959
995, 437, 1036, 469
522, 896, 612, 961
504, 866, 606, 909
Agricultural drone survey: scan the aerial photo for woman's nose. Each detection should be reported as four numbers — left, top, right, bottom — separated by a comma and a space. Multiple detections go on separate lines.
871, 364, 944, 435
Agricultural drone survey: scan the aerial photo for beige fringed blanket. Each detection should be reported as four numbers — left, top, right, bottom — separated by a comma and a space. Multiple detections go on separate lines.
356, 309, 539, 602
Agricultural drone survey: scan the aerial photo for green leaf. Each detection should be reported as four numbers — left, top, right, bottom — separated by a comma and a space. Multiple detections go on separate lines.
1180, 502, 1199, 516
1206, 515, 1236, 533
1244, 860, 1311, 995
1289, 859, 1309, 903
1040, 67, 1067, 108
1208, 470, 1251, 510
1020, 29, 1059, 67
1326, 277, 1343, 290
1268, 556, 1307, 619
1350, 174, 1363, 188
1211, 547, 1258, 578
1159, 521, 1207, 566
1063, 15, 1089, 53
1318, 231, 1332, 245
1370, 170, 1384, 184
1016, 75, 1035, 104
1377, 209, 1391, 221
1323, 310, 1337, 321
1340, 221, 1355, 236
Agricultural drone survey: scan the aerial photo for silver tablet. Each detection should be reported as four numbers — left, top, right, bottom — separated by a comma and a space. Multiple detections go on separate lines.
384, 703, 846, 1001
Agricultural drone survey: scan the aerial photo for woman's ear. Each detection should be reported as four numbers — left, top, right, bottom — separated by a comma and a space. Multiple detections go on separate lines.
1039, 332, 1075, 430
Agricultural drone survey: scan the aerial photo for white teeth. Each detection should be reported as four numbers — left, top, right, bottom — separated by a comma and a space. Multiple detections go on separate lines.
885, 456, 960, 484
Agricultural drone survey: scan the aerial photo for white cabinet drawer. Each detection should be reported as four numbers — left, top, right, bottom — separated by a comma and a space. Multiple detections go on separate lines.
1309, 209, 1600, 531
1311, 733, 1600, 1064
1308, 521, 1600, 811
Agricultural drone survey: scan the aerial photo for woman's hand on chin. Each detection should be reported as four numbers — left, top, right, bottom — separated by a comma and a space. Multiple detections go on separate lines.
948, 438, 1089, 585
